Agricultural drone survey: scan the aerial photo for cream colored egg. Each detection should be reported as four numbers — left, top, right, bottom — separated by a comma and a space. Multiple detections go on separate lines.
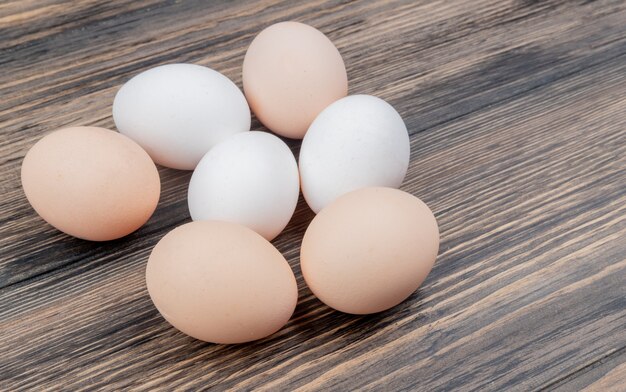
146, 221, 298, 344
243, 21, 348, 139
21, 126, 160, 241
300, 187, 439, 314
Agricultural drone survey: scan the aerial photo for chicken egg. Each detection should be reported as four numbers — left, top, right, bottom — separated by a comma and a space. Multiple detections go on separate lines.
299, 95, 410, 213
300, 187, 439, 314
243, 21, 348, 139
146, 221, 298, 344
21, 127, 160, 241
113, 63, 251, 170
188, 131, 299, 241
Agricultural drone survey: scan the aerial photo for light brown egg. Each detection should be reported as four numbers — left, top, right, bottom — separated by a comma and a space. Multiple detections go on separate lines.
300, 187, 439, 314
146, 221, 298, 344
21, 126, 160, 241
242, 21, 348, 139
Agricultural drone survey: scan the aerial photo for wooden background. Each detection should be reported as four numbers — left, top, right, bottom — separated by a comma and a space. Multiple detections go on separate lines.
1, 0, 625, 390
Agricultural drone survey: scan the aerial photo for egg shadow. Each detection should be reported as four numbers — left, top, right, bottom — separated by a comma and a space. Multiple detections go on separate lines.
288, 290, 430, 347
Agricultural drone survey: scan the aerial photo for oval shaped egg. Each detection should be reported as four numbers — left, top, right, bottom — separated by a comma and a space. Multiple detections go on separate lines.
243, 21, 348, 139
188, 131, 299, 241
299, 95, 410, 213
113, 63, 251, 170
146, 221, 298, 344
300, 187, 439, 314
21, 127, 160, 241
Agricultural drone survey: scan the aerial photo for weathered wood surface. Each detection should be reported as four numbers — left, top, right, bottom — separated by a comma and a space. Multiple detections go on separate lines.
1, 0, 625, 390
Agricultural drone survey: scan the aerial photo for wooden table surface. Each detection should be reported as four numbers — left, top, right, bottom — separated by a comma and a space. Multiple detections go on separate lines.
1, 0, 625, 390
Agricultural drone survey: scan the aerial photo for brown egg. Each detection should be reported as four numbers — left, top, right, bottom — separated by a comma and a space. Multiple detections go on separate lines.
21, 126, 160, 241
146, 221, 298, 344
300, 187, 439, 314
242, 21, 348, 139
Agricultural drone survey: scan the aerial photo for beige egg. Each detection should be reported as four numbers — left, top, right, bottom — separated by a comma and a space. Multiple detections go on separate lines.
242, 21, 348, 139
300, 187, 439, 314
146, 221, 298, 344
21, 126, 160, 241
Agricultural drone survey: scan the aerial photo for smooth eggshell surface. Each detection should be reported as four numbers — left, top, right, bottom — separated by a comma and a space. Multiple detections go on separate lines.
188, 131, 299, 240
113, 64, 251, 170
21, 127, 160, 241
300, 187, 439, 314
299, 95, 410, 213
243, 21, 348, 139
146, 221, 298, 344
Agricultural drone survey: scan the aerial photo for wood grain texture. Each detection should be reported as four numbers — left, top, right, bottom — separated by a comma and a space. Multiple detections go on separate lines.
1, 0, 625, 390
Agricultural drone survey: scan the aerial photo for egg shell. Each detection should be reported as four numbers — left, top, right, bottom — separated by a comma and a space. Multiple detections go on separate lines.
188, 131, 299, 240
113, 63, 251, 170
300, 187, 439, 314
299, 95, 410, 213
243, 21, 348, 139
146, 221, 298, 344
20, 127, 160, 241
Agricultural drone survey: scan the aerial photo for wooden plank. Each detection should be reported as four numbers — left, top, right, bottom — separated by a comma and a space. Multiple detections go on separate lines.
551, 348, 625, 391
0, 0, 624, 390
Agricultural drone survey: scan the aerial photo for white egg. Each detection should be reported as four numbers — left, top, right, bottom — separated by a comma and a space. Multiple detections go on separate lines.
188, 131, 299, 240
299, 95, 410, 213
113, 64, 250, 170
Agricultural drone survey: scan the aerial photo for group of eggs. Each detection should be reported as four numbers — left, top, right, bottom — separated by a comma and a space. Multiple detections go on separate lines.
21, 22, 439, 344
